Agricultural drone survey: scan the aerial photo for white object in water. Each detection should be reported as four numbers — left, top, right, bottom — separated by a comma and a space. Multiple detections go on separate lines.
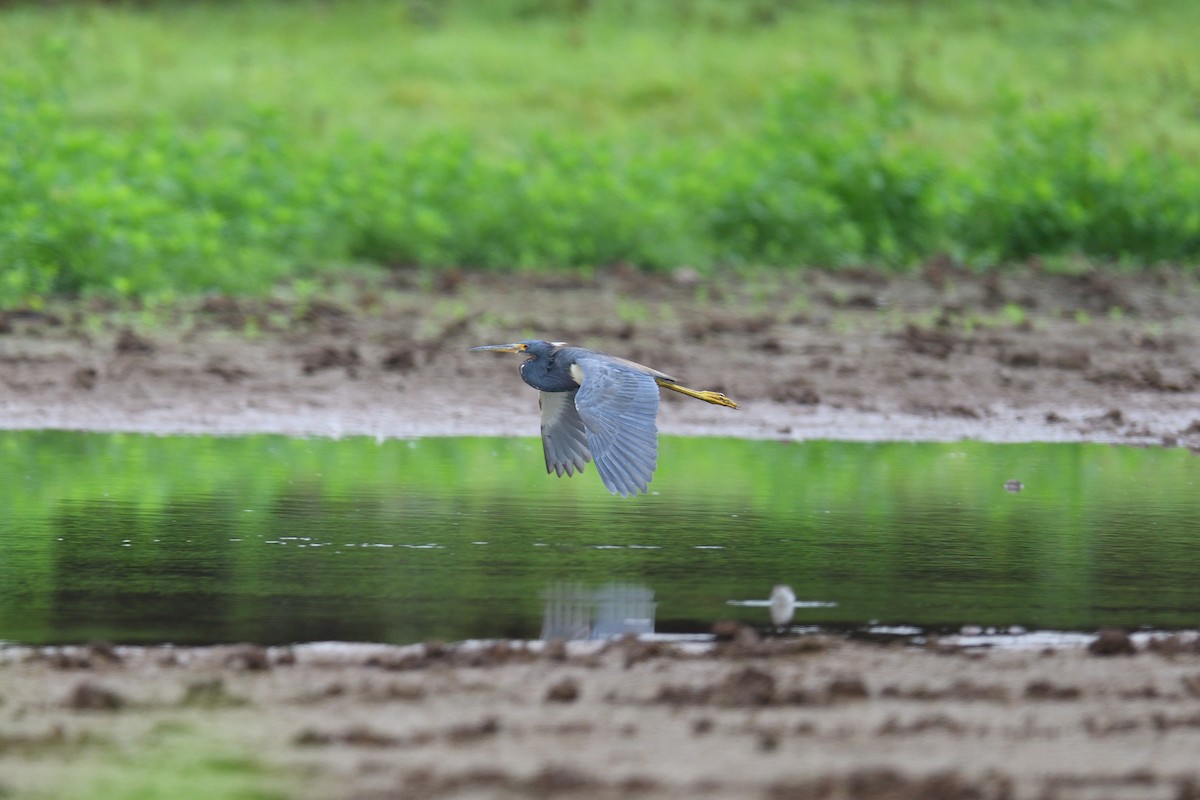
769, 584, 796, 628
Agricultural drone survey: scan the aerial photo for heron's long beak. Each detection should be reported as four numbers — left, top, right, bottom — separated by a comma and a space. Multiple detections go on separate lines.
469, 343, 528, 353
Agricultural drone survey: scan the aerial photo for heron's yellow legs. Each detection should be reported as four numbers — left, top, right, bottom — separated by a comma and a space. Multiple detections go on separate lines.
655, 379, 739, 409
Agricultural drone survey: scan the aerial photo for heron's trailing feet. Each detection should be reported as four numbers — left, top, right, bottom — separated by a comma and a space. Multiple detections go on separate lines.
470, 339, 738, 496
655, 380, 739, 409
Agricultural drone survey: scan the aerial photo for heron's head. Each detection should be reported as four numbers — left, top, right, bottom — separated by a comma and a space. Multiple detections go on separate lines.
469, 340, 566, 359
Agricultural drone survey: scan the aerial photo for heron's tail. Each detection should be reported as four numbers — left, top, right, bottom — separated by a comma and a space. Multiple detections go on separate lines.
656, 379, 739, 409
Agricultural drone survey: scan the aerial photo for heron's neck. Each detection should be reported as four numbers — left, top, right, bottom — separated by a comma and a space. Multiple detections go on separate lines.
520, 355, 576, 392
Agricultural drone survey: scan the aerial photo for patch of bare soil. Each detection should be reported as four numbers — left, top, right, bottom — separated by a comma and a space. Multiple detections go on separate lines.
2, 266, 1199, 447
3, 630, 1200, 799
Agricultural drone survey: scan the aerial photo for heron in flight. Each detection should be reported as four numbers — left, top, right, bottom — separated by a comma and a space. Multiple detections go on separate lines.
470, 340, 737, 496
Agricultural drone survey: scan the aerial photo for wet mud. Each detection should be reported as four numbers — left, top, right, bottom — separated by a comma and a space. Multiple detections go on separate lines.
3, 631, 1200, 798
0, 267, 1198, 446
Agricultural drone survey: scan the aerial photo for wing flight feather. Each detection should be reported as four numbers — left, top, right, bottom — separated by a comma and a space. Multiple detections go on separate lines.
571, 355, 661, 496
539, 390, 591, 477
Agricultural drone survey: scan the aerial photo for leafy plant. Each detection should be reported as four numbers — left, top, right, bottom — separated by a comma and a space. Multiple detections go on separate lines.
3, 1, 1200, 307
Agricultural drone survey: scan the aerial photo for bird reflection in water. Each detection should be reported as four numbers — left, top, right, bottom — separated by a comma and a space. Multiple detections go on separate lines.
540, 582, 657, 641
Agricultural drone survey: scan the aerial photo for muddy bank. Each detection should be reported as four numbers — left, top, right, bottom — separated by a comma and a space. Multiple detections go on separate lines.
2, 267, 1200, 447
3, 632, 1200, 799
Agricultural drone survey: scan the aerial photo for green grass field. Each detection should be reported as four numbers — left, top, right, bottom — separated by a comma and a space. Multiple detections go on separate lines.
3, 0, 1200, 302
9, 0, 1200, 156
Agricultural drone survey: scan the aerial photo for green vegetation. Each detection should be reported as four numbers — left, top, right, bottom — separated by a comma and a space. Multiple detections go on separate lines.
3, 0, 1199, 305
65, 758, 283, 800
39, 730, 286, 800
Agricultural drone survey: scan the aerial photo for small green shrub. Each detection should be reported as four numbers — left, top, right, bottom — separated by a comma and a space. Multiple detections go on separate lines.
958, 109, 1200, 263
705, 82, 943, 266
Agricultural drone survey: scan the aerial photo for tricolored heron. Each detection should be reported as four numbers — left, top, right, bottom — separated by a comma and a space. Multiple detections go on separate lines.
470, 340, 738, 496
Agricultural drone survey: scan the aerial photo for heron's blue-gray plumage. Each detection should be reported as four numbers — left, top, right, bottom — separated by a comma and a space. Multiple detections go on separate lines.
571, 354, 660, 496
539, 390, 591, 478
470, 339, 736, 496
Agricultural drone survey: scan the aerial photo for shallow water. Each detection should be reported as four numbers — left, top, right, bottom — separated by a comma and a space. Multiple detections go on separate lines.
1, 431, 1198, 645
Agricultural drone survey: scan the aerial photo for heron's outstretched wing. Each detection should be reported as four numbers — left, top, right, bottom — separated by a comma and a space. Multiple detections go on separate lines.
540, 390, 591, 477
571, 355, 661, 497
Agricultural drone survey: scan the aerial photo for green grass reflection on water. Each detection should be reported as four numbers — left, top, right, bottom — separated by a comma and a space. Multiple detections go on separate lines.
1, 431, 1197, 645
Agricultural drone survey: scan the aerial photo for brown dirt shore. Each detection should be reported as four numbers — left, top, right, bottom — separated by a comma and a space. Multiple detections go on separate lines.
3, 267, 1200, 798
3, 633, 1200, 800
1, 267, 1199, 445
